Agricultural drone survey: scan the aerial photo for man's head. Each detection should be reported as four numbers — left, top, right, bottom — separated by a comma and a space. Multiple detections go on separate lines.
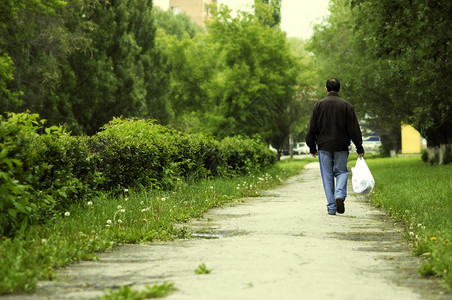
325, 78, 340, 92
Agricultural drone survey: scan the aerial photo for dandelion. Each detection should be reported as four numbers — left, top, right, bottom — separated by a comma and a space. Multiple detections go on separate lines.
142, 218, 147, 222
120, 209, 125, 213
41, 239, 47, 244
117, 205, 123, 209
446, 239, 450, 244
409, 232, 415, 237
125, 198, 129, 201
161, 197, 166, 202
431, 236, 437, 242
64, 212, 70, 217
140, 201, 144, 205
106, 219, 112, 224
417, 223, 422, 227
117, 219, 123, 224
124, 189, 128, 193
210, 186, 214, 189
87, 201, 93, 206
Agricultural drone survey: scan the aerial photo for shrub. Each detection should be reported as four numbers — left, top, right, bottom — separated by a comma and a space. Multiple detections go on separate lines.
0, 113, 103, 236
1, 114, 277, 236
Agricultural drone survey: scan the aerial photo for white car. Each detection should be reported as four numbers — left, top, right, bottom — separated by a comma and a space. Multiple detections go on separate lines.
295, 142, 310, 154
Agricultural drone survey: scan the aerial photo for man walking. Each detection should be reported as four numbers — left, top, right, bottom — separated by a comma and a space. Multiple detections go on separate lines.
306, 78, 364, 215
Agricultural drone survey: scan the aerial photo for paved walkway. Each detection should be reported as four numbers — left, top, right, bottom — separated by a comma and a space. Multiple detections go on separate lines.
4, 163, 450, 299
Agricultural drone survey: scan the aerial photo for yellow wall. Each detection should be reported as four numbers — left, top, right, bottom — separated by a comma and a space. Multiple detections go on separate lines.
401, 124, 421, 154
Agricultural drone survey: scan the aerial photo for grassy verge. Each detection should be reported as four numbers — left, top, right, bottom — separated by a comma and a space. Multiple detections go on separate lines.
351, 155, 452, 288
0, 158, 312, 295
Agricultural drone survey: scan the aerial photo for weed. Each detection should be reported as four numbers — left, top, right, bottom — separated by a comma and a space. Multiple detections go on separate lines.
194, 263, 211, 274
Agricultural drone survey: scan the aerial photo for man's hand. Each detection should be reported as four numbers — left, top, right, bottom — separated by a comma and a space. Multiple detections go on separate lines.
311, 152, 318, 158
358, 153, 364, 158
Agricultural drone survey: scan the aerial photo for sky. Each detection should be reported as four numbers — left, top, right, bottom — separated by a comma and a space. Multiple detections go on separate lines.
154, 0, 331, 39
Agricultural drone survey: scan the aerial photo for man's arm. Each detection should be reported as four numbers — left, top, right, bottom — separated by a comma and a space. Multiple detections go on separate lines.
305, 106, 318, 157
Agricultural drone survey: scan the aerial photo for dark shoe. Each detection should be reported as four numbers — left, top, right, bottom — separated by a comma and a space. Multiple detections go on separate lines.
336, 198, 345, 214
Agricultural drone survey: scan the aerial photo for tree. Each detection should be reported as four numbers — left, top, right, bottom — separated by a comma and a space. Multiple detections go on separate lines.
204, 4, 299, 141
350, 0, 452, 162
0, 0, 74, 122
254, 0, 281, 27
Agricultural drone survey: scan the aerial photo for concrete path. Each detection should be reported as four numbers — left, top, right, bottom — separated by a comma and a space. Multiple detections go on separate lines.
4, 163, 450, 300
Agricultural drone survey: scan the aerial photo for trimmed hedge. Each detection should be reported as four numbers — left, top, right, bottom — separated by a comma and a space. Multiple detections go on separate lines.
0, 114, 277, 236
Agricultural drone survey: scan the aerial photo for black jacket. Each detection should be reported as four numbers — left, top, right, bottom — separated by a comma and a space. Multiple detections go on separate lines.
305, 92, 364, 154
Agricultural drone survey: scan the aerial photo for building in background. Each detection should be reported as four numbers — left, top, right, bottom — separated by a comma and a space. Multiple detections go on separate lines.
401, 124, 425, 154
169, 0, 217, 27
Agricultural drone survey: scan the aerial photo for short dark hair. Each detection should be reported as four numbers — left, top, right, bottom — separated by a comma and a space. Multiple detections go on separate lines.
326, 78, 340, 92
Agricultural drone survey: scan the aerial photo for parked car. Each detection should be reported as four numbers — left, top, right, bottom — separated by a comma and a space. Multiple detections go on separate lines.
295, 142, 310, 154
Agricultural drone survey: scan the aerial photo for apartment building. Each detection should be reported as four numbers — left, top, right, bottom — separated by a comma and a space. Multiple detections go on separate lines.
169, 0, 217, 27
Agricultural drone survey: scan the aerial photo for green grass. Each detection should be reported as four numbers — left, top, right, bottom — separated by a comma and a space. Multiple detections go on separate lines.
0, 158, 310, 295
355, 156, 452, 288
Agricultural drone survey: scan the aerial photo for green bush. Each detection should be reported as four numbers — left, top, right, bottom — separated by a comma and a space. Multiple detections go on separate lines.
0, 113, 103, 236
1, 114, 276, 236
90, 118, 276, 191
218, 136, 277, 176
90, 118, 179, 191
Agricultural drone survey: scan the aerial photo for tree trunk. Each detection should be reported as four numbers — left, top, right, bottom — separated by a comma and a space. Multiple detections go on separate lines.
425, 144, 452, 165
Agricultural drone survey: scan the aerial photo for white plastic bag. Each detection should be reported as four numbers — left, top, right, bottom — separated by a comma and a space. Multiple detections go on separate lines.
351, 157, 375, 194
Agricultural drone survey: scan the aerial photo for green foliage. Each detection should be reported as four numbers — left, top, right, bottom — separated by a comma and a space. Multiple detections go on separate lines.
102, 282, 177, 299
0, 112, 103, 236
363, 156, 452, 287
91, 118, 277, 191
218, 136, 277, 175
204, 5, 299, 140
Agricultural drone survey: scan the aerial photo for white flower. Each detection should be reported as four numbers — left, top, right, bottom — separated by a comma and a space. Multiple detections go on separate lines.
64, 212, 70, 217
117, 219, 123, 224
106, 219, 112, 224
161, 197, 166, 202
140, 201, 144, 205
117, 205, 123, 209
120, 209, 125, 213
124, 189, 128, 193
125, 197, 129, 201
87, 201, 93, 206
41, 238, 47, 244
141, 208, 146, 212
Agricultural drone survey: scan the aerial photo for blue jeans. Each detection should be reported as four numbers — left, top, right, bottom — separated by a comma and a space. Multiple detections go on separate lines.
318, 150, 349, 213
